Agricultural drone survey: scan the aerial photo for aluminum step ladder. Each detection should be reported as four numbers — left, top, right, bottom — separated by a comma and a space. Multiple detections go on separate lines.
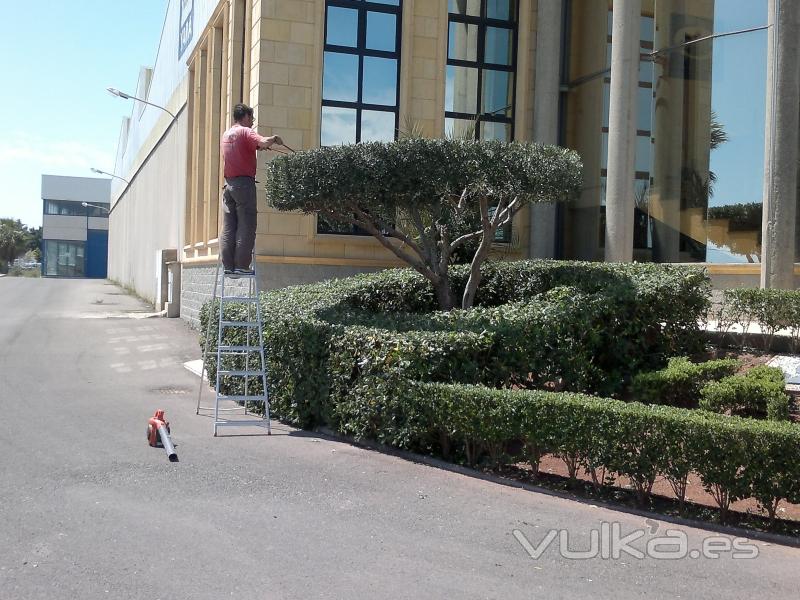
197, 258, 271, 436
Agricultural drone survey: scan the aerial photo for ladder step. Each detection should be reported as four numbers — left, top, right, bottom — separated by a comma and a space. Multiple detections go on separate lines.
220, 296, 258, 303
220, 320, 260, 327
218, 370, 265, 377
222, 272, 256, 279
199, 405, 258, 412
216, 394, 268, 402
218, 345, 262, 353
215, 420, 270, 428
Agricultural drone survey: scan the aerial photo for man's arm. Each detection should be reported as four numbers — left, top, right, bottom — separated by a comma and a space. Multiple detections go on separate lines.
256, 134, 283, 151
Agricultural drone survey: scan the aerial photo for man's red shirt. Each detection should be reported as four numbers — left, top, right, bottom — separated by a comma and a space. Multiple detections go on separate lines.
221, 124, 262, 178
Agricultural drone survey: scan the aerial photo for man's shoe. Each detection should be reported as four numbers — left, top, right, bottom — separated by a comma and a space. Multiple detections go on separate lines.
223, 268, 235, 275
233, 268, 255, 276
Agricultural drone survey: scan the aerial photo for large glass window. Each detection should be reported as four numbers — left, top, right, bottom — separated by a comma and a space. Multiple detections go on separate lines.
563, 0, 768, 264
445, 0, 518, 141
43, 240, 85, 277
43, 200, 109, 217
320, 0, 402, 235
321, 0, 401, 146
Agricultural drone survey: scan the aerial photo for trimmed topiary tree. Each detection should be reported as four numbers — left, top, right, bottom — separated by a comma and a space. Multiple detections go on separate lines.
265, 139, 582, 310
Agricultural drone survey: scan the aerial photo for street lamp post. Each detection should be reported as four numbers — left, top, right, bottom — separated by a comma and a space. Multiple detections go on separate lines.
90, 167, 130, 185
107, 87, 177, 120
81, 202, 111, 214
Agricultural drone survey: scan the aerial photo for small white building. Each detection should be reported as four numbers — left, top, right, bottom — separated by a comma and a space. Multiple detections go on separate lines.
41, 175, 111, 278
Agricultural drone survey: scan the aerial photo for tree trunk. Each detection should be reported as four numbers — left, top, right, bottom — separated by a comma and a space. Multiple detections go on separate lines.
461, 230, 495, 309
434, 278, 456, 311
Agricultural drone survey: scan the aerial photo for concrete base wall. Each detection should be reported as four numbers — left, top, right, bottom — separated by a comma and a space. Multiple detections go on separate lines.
180, 261, 390, 328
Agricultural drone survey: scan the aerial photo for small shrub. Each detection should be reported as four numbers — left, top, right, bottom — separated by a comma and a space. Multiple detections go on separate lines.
720, 288, 800, 350
629, 356, 740, 408
699, 366, 790, 421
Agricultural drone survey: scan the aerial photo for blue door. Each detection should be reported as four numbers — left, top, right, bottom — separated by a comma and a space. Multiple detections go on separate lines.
85, 230, 108, 278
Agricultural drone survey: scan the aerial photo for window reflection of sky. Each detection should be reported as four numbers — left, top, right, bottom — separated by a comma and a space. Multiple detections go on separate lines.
321, 107, 356, 146
482, 70, 512, 116
322, 52, 358, 102
326, 6, 358, 47
366, 11, 396, 52
487, 0, 514, 21
362, 57, 397, 106
485, 27, 512, 65
707, 0, 768, 210
361, 110, 396, 142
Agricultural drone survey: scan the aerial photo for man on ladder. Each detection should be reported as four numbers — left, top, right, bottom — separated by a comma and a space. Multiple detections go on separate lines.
195, 104, 285, 436
220, 103, 282, 276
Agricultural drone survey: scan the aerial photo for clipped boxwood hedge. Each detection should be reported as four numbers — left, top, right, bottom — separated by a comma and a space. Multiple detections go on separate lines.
629, 356, 741, 408
342, 379, 800, 521
699, 365, 791, 421
200, 260, 710, 427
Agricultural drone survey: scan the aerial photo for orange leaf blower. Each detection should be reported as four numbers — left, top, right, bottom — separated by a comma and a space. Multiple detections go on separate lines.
147, 409, 178, 462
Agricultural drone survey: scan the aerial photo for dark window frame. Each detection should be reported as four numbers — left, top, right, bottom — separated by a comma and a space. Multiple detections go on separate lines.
322, 0, 402, 142
319, 0, 403, 235
43, 199, 110, 218
446, 0, 519, 140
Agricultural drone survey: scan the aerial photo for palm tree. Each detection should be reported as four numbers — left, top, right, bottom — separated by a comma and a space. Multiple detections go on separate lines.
0, 219, 28, 274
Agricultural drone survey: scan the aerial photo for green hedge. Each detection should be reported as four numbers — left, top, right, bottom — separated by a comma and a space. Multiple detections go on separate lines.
629, 356, 741, 408
345, 379, 800, 521
200, 260, 710, 427
699, 366, 791, 421
714, 288, 800, 350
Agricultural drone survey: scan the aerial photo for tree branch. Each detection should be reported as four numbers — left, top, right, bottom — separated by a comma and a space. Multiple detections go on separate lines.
450, 229, 484, 251
409, 206, 437, 266
345, 206, 438, 282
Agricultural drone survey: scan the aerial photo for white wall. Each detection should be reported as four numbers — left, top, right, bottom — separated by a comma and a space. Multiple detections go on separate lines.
41, 175, 111, 205
107, 111, 188, 304
107, 0, 218, 307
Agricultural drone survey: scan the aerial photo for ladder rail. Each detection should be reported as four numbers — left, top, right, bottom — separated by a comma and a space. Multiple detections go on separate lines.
196, 256, 222, 415
197, 251, 271, 436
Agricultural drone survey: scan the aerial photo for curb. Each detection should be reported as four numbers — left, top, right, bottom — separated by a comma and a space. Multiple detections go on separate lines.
315, 426, 800, 549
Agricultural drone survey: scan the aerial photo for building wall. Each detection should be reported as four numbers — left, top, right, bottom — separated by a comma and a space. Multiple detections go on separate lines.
108, 110, 188, 304
42, 215, 89, 242
183, 0, 530, 274
108, 0, 221, 303
115, 0, 791, 325
41, 175, 111, 278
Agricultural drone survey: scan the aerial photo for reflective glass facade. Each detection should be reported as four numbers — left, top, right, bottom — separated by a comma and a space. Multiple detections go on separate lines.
564, 0, 769, 263
43, 240, 85, 278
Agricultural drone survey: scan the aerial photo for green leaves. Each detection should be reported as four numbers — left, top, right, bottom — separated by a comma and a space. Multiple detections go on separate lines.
265, 140, 583, 309
630, 356, 741, 408
699, 366, 790, 421
266, 139, 583, 216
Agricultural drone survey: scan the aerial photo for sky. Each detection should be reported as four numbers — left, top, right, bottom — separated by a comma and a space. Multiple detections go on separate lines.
0, 0, 168, 228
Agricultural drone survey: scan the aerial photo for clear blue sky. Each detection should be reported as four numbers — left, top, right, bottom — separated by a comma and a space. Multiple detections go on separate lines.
0, 0, 167, 228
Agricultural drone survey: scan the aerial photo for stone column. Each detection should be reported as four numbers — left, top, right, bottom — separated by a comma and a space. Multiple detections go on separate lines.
529, 0, 563, 259
604, 0, 641, 263
761, 0, 800, 289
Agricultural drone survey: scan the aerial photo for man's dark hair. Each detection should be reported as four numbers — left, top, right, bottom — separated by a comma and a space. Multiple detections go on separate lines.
233, 103, 254, 122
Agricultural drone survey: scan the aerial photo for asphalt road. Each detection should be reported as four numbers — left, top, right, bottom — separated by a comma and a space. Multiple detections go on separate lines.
1, 277, 798, 600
